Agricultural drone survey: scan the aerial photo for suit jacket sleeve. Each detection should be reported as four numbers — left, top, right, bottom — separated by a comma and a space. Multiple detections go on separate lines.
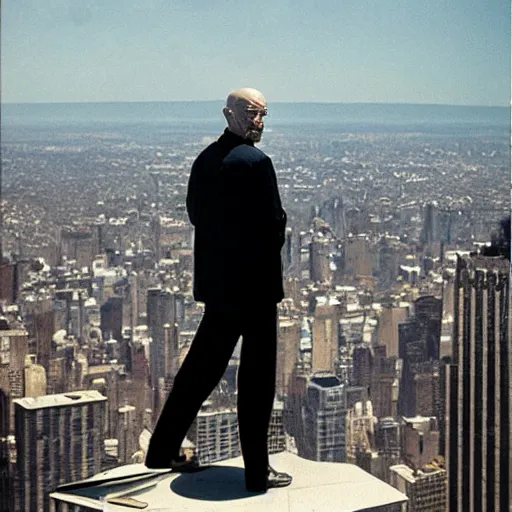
267, 158, 287, 249
186, 159, 200, 227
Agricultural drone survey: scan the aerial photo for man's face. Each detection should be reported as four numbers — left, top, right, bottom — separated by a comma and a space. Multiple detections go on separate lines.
229, 96, 268, 142
240, 101, 267, 142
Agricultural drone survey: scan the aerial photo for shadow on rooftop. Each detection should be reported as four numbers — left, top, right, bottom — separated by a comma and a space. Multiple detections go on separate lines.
170, 465, 263, 501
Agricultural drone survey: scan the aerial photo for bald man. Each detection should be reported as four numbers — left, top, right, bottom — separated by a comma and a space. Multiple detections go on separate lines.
145, 88, 292, 493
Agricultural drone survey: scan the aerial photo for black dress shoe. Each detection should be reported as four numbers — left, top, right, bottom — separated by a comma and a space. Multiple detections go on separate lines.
144, 452, 173, 470
146, 454, 204, 473
246, 465, 293, 493
170, 455, 206, 473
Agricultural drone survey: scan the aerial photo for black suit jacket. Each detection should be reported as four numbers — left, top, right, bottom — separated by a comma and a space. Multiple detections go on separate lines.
186, 129, 287, 306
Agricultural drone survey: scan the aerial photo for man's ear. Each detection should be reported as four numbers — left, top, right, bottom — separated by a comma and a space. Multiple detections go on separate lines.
223, 107, 232, 120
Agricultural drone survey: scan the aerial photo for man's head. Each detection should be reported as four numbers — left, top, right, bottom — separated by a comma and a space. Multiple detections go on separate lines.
223, 88, 267, 143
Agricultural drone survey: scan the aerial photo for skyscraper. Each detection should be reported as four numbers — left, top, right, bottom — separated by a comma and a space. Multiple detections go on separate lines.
309, 237, 331, 283
420, 201, 438, 247
311, 297, 340, 373
117, 405, 137, 465
276, 318, 300, 398
147, 287, 176, 398
333, 196, 347, 241
13, 390, 106, 512
446, 254, 509, 512
344, 234, 374, 278
378, 302, 409, 359
352, 345, 373, 391
398, 297, 441, 418
413, 296, 442, 361
412, 362, 440, 417
370, 346, 397, 419
282, 227, 293, 270
163, 322, 179, 380
100, 295, 123, 346
376, 237, 400, 291
298, 373, 347, 462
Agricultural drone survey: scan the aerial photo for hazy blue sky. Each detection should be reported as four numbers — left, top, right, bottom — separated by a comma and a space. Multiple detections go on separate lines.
2, 0, 510, 105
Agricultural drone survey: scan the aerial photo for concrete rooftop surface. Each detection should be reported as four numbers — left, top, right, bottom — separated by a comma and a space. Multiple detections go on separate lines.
50, 452, 408, 512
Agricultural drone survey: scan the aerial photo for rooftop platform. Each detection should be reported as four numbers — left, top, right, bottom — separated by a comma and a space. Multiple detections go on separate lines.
13, 390, 106, 410
51, 452, 407, 512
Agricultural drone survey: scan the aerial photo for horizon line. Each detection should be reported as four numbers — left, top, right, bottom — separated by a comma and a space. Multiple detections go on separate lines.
1, 99, 508, 109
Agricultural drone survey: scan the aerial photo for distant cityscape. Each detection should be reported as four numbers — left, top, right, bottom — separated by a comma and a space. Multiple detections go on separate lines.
0, 102, 509, 512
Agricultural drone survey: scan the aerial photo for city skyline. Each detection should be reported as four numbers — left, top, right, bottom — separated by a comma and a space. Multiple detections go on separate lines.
0, 91, 509, 510
2, 0, 510, 106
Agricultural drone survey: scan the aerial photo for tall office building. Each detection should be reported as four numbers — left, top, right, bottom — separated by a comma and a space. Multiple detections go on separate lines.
163, 322, 179, 380
370, 349, 397, 419
398, 297, 441, 418
284, 363, 309, 440
19, 295, 55, 371
333, 196, 347, 240
147, 287, 176, 394
277, 318, 300, 398
100, 295, 123, 346
413, 296, 442, 361
309, 238, 331, 283
352, 345, 373, 391
344, 234, 374, 278
119, 271, 139, 331
446, 254, 509, 512
442, 269, 456, 320
412, 362, 440, 417
117, 405, 137, 465
282, 227, 293, 270
84, 364, 123, 438
298, 373, 347, 462
420, 202, 438, 247
378, 302, 409, 358
376, 236, 400, 291
13, 390, 107, 512
311, 297, 340, 373
34, 309, 55, 372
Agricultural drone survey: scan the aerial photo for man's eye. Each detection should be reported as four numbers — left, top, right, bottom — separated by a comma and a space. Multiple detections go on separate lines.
247, 109, 267, 117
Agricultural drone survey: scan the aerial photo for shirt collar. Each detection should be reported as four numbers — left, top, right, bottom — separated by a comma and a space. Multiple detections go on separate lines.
218, 128, 254, 149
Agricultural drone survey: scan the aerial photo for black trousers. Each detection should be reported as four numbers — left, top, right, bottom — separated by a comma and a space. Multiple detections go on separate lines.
146, 301, 278, 485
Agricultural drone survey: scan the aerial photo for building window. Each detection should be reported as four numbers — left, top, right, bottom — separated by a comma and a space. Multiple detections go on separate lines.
0, 336, 10, 364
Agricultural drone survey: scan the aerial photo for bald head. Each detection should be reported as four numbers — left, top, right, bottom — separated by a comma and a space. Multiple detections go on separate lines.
226, 88, 267, 110
223, 88, 268, 143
